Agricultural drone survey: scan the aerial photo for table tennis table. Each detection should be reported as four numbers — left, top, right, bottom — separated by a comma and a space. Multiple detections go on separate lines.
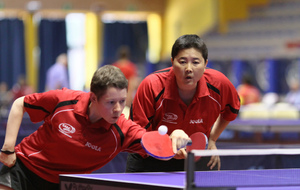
60, 168, 300, 190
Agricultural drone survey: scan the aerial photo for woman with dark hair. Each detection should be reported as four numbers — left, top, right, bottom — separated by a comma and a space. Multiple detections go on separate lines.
126, 34, 240, 172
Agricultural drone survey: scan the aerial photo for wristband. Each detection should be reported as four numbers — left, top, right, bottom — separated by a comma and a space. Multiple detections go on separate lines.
1, 150, 15, 155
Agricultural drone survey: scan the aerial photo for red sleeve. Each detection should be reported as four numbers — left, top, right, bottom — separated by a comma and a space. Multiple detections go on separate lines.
23, 89, 62, 123
130, 75, 156, 131
220, 76, 240, 121
117, 116, 148, 158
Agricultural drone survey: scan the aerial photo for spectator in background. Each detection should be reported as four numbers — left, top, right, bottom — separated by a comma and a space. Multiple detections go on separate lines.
12, 75, 34, 101
237, 74, 261, 105
284, 78, 300, 109
112, 46, 139, 108
0, 82, 12, 117
45, 53, 69, 91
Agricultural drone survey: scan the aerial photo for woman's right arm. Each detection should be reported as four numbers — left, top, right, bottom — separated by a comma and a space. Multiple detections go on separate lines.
130, 77, 156, 130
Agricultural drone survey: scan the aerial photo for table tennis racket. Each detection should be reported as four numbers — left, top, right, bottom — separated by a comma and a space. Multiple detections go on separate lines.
186, 132, 208, 161
141, 131, 207, 160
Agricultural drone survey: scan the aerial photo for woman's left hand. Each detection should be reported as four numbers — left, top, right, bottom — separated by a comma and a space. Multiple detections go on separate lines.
207, 139, 221, 170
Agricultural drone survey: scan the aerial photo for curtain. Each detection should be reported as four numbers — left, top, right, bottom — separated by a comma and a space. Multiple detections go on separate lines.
38, 19, 67, 92
0, 18, 26, 88
102, 22, 148, 69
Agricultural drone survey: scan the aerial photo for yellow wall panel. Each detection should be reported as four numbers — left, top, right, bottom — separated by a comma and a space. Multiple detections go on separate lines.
218, 0, 269, 33
162, 0, 217, 59
23, 12, 38, 92
85, 12, 99, 90
147, 13, 162, 64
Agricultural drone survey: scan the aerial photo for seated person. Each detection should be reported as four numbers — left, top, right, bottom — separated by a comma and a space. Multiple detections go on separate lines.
237, 74, 261, 105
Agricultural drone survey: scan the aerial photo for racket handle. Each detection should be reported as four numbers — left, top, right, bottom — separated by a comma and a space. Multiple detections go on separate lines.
178, 140, 192, 150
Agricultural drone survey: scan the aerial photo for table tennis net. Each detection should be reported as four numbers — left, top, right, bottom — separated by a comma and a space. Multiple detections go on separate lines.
185, 148, 300, 190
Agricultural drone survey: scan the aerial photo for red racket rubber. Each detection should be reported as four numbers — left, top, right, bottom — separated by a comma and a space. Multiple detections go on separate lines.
141, 131, 175, 159
186, 132, 208, 161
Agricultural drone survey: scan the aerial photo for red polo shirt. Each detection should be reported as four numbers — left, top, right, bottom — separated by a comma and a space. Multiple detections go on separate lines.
15, 88, 146, 183
130, 67, 240, 138
112, 60, 137, 81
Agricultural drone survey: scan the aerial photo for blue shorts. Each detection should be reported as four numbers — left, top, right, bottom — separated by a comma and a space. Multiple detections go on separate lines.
0, 158, 59, 190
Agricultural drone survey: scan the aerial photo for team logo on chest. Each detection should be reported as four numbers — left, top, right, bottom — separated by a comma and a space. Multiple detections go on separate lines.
162, 112, 178, 124
58, 123, 76, 138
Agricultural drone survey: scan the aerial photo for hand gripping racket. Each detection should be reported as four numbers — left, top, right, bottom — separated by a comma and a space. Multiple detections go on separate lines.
141, 131, 207, 160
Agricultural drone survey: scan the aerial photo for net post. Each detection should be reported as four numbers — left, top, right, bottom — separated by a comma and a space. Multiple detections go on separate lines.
185, 151, 195, 190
